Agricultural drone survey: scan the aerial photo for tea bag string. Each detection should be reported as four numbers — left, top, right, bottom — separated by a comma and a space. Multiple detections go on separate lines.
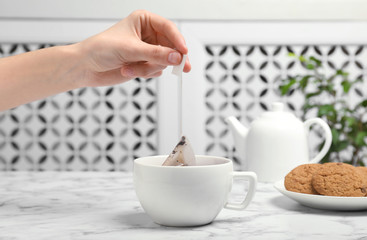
172, 54, 187, 137
179, 73, 183, 136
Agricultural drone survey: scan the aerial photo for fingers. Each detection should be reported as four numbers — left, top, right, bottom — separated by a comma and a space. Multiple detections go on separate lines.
136, 43, 191, 73
183, 56, 191, 73
90, 63, 165, 87
134, 43, 192, 74
86, 9, 191, 89
145, 70, 163, 78
121, 62, 166, 79
126, 10, 190, 68
134, 41, 184, 66
137, 10, 188, 54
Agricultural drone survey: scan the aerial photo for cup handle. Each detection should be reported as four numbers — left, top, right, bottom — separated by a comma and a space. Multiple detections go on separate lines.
304, 118, 332, 164
224, 172, 257, 210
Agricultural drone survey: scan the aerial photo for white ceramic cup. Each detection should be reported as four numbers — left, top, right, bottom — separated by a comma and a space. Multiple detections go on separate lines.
133, 155, 257, 227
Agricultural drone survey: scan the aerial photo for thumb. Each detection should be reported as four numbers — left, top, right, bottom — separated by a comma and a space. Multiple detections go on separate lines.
135, 42, 183, 66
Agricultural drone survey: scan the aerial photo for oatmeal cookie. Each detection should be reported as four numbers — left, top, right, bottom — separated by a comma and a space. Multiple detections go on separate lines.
312, 162, 366, 197
356, 166, 367, 186
284, 164, 321, 194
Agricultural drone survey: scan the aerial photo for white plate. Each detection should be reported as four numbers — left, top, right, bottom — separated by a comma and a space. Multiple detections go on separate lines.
274, 180, 367, 211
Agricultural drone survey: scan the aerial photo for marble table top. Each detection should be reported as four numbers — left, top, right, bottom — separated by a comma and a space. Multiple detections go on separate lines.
1, 172, 366, 240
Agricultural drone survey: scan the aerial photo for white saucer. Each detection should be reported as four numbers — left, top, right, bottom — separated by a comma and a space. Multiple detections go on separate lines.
274, 180, 367, 211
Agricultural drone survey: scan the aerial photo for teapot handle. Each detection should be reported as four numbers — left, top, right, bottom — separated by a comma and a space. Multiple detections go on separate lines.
304, 118, 332, 164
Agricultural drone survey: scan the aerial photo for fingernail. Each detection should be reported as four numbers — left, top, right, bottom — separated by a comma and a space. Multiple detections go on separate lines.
168, 52, 181, 64
123, 67, 134, 77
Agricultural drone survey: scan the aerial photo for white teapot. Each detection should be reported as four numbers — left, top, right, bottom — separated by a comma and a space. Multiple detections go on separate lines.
226, 102, 332, 182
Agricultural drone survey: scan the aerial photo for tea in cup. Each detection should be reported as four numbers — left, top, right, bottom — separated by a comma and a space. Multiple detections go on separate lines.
133, 155, 257, 227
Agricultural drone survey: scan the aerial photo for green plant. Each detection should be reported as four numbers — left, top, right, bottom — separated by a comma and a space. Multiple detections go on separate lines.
280, 53, 367, 166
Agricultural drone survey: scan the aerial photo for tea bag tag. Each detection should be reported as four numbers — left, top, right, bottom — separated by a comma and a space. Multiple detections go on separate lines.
172, 54, 187, 76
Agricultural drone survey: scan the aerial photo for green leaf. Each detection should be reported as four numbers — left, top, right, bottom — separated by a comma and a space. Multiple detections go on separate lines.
341, 80, 351, 93
309, 56, 322, 66
317, 104, 336, 117
359, 100, 367, 108
299, 76, 310, 90
355, 132, 367, 147
354, 100, 367, 111
326, 83, 335, 94
336, 69, 349, 76
306, 91, 321, 99
299, 56, 307, 62
334, 140, 349, 152
344, 116, 357, 128
279, 79, 296, 95
288, 52, 296, 58
306, 63, 315, 70
331, 128, 340, 145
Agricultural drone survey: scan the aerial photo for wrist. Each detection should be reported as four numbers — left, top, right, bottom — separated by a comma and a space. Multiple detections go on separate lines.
61, 42, 91, 89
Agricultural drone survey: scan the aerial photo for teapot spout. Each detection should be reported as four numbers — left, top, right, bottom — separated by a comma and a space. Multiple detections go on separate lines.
225, 116, 248, 159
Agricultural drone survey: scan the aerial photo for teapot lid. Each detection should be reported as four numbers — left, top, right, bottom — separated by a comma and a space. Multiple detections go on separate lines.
271, 102, 285, 112
261, 102, 295, 119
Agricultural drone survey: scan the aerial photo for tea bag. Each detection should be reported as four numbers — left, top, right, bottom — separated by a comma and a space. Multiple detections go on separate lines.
162, 136, 196, 166
162, 55, 195, 166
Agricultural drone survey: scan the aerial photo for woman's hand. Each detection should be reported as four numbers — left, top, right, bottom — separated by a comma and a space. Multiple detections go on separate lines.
78, 10, 191, 87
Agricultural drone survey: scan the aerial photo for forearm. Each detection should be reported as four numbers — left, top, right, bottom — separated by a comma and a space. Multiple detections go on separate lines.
0, 44, 85, 111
